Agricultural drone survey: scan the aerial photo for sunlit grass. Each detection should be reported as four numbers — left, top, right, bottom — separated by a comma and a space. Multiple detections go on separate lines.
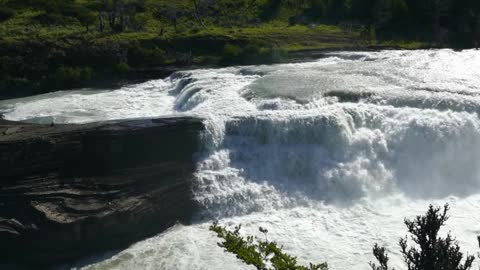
0, 6, 428, 53
374, 40, 430, 49
0, 9, 354, 47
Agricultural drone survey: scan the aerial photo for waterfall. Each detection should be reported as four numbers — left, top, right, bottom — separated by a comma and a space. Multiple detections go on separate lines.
2, 49, 480, 270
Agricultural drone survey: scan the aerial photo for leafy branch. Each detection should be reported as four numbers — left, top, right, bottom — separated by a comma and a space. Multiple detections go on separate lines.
210, 222, 328, 270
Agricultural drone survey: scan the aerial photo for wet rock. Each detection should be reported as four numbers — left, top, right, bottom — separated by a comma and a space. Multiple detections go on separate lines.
0, 117, 204, 265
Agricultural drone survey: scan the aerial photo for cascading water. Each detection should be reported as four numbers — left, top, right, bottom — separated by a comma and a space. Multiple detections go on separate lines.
2, 49, 480, 270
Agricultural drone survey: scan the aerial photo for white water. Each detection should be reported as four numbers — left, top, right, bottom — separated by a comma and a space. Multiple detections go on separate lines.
2, 49, 480, 270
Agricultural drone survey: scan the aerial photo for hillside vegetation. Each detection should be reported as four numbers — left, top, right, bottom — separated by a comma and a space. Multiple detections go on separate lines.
0, 0, 479, 98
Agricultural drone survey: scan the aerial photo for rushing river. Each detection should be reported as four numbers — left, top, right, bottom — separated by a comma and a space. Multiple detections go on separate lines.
2, 49, 480, 270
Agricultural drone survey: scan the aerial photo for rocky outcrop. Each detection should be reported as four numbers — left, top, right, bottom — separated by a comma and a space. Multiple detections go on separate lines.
0, 117, 204, 266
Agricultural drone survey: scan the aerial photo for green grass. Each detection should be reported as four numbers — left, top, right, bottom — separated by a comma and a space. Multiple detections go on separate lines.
0, 6, 355, 46
0, 6, 426, 52
374, 40, 430, 49
0, 1, 432, 99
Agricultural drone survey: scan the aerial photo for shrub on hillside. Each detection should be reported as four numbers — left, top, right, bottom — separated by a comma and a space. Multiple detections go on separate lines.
31, 13, 78, 26
221, 43, 280, 65
53, 66, 94, 89
68, 5, 96, 31
128, 47, 169, 67
114, 62, 131, 75
222, 44, 242, 61
0, 7, 15, 22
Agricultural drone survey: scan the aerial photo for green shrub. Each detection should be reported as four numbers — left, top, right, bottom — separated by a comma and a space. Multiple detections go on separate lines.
53, 66, 94, 88
241, 44, 261, 58
221, 43, 283, 65
0, 77, 36, 99
212, 204, 479, 270
0, 56, 23, 75
271, 47, 289, 62
71, 6, 96, 31
114, 62, 131, 75
240, 45, 278, 64
83, 0, 104, 12
370, 204, 475, 270
131, 13, 149, 31
210, 223, 328, 270
0, 7, 15, 22
31, 13, 78, 26
189, 27, 201, 34
128, 47, 168, 67
222, 43, 242, 62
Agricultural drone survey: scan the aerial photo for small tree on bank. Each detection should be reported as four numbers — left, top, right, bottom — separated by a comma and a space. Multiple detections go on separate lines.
212, 204, 478, 270
370, 244, 391, 270
210, 223, 328, 270
370, 204, 475, 270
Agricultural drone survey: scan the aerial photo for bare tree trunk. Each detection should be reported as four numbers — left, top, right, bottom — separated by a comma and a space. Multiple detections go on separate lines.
475, 16, 480, 50
192, 0, 207, 28
109, 12, 116, 30
99, 13, 105, 32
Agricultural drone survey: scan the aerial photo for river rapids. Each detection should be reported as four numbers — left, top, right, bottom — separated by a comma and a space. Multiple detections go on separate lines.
2, 49, 480, 270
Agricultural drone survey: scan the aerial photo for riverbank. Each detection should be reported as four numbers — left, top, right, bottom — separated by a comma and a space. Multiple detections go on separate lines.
2, 0, 479, 100
0, 21, 431, 100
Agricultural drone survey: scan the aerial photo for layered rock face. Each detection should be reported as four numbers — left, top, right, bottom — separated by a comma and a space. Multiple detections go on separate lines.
0, 117, 204, 266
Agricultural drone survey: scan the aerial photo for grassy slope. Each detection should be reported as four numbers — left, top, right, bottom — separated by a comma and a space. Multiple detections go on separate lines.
0, 6, 428, 99
0, 10, 426, 51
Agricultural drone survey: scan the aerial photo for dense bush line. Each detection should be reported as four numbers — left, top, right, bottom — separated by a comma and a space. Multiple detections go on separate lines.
2, 0, 478, 44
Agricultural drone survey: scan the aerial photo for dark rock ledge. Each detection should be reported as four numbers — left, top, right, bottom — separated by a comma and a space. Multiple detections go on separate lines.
0, 117, 204, 266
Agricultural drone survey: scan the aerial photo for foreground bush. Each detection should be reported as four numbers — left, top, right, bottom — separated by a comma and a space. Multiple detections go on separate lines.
370, 204, 475, 270
210, 223, 328, 270
212, 204, 477, 270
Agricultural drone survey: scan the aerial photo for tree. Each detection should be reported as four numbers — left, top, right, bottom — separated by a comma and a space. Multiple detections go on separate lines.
210, 222, 328, 270
163, 1, 179, 32
350, 0, 378, 24
0, 7, 14, 22
371, 204, 475, 270
152, 0, 182, 32
75, 6, 96, 32
259, 0, 282, 21
369, 244, 392, 270
212, 204, 480, 270
324, 0, 348, 23
192, 0, 207, 28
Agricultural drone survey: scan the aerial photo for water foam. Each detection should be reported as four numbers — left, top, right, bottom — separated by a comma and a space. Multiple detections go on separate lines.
2, 49, 480, 270
76, 195, 480, 270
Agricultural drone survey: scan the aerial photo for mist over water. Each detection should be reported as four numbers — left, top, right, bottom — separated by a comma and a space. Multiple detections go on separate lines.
2, 49, 480, 270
